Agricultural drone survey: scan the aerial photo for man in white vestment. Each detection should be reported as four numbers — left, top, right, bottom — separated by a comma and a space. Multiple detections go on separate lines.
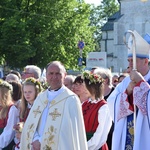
20, 61, 88, 150
107, 30, 150, 150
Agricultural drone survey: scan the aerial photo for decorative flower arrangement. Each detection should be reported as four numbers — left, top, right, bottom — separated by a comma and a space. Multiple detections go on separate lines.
0, 79, 12, 91
82, 71, 104, 84
13, 122, 24, 133
24, 77, 41, 87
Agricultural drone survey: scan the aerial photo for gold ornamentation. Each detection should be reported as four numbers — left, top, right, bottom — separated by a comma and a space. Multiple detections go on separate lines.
44, 100, 48, 105
125, 120, 134, 149
129, 126, 134, 135
26, 123, 35, 150
44, 125, 56, 150
33, 106, 41, 118
51, 100, 56, 105
45, 146, 52, 150
49, 108, 61, 121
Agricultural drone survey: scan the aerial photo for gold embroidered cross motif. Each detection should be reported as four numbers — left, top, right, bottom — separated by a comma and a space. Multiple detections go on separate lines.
49, 108, 61, 121
33, 106, 41, 118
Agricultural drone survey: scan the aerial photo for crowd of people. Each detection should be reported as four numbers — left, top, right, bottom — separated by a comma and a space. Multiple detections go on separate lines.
0, 30, 150, 150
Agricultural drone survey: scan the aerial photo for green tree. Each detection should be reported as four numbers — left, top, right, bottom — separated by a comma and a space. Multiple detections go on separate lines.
0, 0, 95, 70
90, 0, 119, 50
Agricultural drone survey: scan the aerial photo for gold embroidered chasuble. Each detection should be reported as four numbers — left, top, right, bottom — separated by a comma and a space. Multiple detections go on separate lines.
20, 88, 88, 150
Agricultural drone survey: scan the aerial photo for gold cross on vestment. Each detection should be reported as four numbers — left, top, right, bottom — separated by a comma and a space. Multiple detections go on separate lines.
33, 106, 41, 118
49, 108, 61, 121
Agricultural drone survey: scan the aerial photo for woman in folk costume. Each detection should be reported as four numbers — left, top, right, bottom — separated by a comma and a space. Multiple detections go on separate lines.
107, 30, 150, 150
73, 75, 91, 104
93, 67, 115, 150
13, 77, 42, 150
0, 79, 19, 150
82, 71, 112, 150
20, 77, 42, 122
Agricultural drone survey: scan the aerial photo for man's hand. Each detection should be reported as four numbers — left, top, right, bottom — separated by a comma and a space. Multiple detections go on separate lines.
31, 140, 41, 150
126, 81, 137, 95
130, 70, 144, 84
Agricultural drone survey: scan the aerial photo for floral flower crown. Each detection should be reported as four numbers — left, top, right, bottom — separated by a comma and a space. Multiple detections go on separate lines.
24, 77, 41, 87
0, 79, 13, 91
82, 71, 104, 84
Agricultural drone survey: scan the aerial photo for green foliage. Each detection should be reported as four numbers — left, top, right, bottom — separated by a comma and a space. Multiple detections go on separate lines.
90, 0, 119, 50
100, 0, 119, 20
0, 0, 95, 70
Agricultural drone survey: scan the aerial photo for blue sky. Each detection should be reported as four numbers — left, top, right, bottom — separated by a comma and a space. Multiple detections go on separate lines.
84, 0, 102, 6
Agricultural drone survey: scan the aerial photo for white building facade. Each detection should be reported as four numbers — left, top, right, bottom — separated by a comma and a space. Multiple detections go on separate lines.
101, 0, 150, 72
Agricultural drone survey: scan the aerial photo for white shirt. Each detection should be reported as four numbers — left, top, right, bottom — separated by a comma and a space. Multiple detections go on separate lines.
0, 105, 19, 149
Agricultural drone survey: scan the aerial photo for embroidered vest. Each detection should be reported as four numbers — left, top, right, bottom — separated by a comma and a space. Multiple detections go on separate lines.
82, 100, 108, 150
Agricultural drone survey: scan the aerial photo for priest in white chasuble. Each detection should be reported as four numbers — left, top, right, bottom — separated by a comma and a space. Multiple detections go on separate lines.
20, 61, 88, 150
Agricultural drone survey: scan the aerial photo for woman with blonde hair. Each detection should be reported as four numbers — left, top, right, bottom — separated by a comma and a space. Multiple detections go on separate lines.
20, 77, 42, 122
0, 79, 19, 150
13, 77, 42, 150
